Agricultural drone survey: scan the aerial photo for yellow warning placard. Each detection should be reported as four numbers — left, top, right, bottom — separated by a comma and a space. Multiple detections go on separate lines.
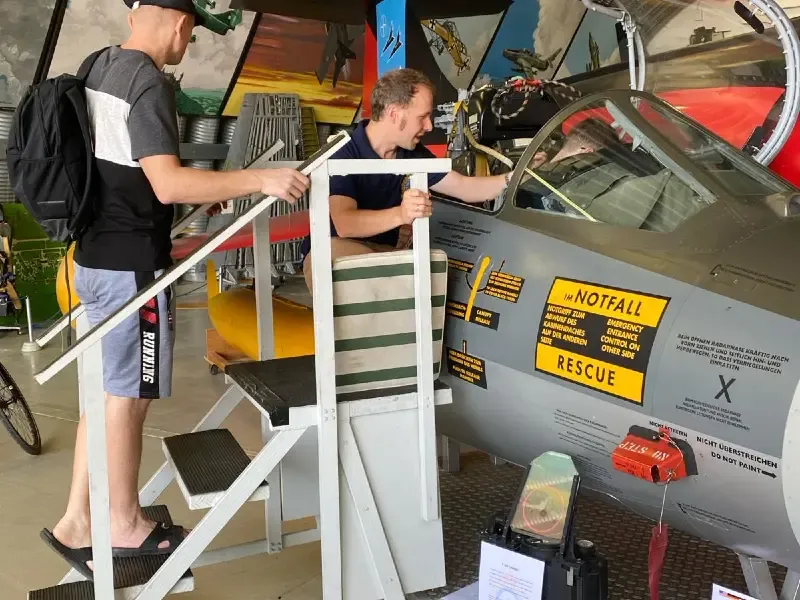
547, 279, 668, 328
446, 300, 500, 330
536, 277, 670, 405
535, 344, 644, 403
484, 271, 525, 303
448, 258, 475, 273
446, 347, 488, 388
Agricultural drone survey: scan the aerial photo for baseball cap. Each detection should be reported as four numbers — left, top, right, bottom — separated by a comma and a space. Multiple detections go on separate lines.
124, 0, 206, 28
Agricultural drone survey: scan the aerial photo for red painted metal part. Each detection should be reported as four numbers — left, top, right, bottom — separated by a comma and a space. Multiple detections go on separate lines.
658, 87, 783, 150
611, 427, 689, 484
426, 144, 448, 158
169, 210, 310, 260
564, 87, 782, 145
362, 14, 378, 119
563, 86, 800, 186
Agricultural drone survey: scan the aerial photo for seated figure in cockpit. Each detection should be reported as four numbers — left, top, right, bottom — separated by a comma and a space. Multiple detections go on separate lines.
517, 117, 638, 216
512, 99, 743, 232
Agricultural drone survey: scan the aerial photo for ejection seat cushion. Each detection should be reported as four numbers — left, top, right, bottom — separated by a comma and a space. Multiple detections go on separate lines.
331, 248, 448, 394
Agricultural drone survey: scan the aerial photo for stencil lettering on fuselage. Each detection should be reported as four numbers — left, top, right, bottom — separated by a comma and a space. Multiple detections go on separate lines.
536, 277, 670, 405
445, 255, 527, 330
445, 340, 488, 389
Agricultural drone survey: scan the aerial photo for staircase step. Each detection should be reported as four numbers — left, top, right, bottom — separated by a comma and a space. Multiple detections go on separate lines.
163, 429, 269, 510
142, 503, 173, 525
28, 553, 194, 599
29, 505, 193, 599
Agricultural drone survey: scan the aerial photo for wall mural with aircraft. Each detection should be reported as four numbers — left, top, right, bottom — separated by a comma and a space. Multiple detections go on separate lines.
644, 0, 800, 55
0, 0, 58, 109
472, 0, 583, 85
2, 0, 800, 142
391, 0, 601, 94
420, 14, 504, 91
47, 0, 255, 116
554, 8, 626, 79
222, 14, 366, 125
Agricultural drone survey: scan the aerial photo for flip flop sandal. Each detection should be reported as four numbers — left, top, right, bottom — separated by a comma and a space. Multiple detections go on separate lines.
40, 528, 94, 581
111, 521, 187, 558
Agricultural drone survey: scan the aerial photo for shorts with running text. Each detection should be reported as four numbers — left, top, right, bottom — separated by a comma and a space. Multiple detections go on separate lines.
74, 263, 175, 399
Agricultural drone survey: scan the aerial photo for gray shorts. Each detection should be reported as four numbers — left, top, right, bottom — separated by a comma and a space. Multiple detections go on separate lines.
74, 263, 175, 399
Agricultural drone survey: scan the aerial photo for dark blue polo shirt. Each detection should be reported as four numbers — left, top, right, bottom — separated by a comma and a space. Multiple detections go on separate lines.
300, 119, 447, 258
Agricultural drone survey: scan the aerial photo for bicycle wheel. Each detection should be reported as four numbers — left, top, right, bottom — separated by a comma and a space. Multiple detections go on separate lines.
0, 361, 41, 455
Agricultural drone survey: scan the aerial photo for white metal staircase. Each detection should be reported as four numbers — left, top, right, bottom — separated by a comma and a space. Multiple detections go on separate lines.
27, 92, 454, 600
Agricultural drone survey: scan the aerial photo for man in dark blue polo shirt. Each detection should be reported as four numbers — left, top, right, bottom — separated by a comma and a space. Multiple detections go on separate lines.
301, 68, 510, 291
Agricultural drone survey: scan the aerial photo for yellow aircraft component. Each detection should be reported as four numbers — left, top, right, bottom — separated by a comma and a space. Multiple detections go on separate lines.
205, 261, 315, 360
57, 249, 315, 360
465, 255, 492, 322
475, 152, 490, 178
56, 244, 80, 316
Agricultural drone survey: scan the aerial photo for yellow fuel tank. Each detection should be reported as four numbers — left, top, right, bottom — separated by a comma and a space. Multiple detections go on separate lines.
207, 286, 315, 360
56, 249, 315, 360
55, 245, 80, 315
206, 261, 314, 360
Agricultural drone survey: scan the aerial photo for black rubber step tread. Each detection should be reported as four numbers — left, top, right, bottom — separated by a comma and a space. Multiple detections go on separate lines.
29, 554, 192, 598
116, 553, 189, 589
164, 429, 254, 496
226, 356, 316, 427
142, 504, 173, 526
29, 582, 93, 600
226, 356, 448, 427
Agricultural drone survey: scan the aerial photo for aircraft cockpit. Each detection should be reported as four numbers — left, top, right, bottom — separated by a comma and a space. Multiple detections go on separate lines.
506, 91, 795, 232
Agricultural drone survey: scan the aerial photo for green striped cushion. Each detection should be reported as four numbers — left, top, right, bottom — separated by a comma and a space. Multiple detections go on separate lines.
332, 249, 448, 394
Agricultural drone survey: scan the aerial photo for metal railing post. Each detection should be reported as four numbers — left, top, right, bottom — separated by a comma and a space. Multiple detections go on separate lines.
21, 296, 40, 353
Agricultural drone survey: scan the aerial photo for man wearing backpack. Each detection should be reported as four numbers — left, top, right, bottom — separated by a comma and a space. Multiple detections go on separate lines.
38, 0, 310, 577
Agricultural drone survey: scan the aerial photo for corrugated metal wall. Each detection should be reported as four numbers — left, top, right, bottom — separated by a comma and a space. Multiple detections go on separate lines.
0, 109, 15, 204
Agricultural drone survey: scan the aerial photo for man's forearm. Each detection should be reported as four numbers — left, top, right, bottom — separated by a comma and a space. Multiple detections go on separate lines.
161, 167, 262, 205
432, 172, 508, 204
333, 207, 404, 239
456, 174, 508, 203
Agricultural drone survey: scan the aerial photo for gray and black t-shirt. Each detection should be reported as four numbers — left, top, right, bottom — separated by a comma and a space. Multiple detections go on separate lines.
73, 46, 180, 272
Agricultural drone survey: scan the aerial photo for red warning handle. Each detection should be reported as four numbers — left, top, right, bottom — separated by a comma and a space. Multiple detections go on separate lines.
611, 427, 690, 483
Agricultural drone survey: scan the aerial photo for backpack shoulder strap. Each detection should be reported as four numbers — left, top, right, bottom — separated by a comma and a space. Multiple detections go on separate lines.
76, 46, 110, 81
65, 85, 97, 236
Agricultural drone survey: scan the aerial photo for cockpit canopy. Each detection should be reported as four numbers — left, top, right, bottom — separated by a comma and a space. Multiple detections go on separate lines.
509, 91, 795, 232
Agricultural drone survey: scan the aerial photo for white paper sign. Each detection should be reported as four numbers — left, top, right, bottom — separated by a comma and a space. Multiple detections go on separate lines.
712, 584, 757, 600
478, 541, 546, 600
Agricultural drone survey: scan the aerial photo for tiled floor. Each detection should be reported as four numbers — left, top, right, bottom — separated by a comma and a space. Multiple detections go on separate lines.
0, 282, 325, 599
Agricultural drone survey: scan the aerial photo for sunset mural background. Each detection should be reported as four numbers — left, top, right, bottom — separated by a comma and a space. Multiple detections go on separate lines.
223, 14, 365, 125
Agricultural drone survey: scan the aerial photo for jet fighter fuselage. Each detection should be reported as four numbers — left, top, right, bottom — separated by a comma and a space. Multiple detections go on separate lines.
431, 89, 800, 572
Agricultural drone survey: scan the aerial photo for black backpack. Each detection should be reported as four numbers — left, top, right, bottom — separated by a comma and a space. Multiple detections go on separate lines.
6, 48, 107, 243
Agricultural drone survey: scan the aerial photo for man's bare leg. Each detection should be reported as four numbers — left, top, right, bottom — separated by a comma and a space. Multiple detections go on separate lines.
50, 394, 175, 568
303, 237, 395, 292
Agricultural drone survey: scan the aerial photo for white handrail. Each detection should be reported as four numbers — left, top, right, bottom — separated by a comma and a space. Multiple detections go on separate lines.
34, 141, 286, 348
33, 133, 351, 385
